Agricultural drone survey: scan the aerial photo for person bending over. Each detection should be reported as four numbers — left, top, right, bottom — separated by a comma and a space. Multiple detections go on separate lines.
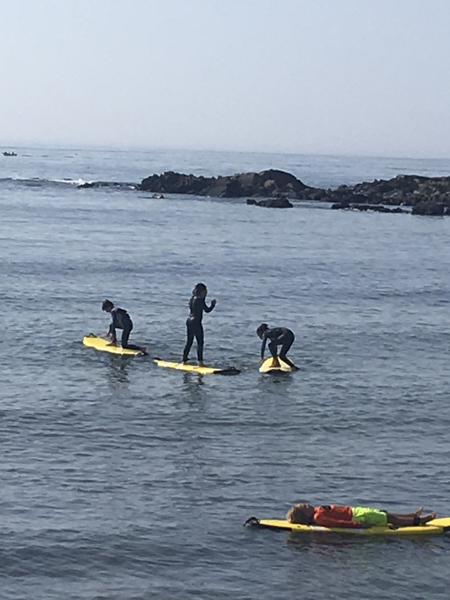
257, 324, 297, 369
182, 283, 216, 367
102, 299, 145, 352
286, 503, 436, 528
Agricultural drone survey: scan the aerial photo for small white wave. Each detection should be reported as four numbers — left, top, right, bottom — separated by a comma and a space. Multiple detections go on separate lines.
54, 178, 91, 186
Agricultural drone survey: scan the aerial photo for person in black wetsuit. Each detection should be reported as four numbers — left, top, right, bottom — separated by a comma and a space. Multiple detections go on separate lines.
257, 323, 297, 369
102, 299, 146, 353
182, 283, 216, 366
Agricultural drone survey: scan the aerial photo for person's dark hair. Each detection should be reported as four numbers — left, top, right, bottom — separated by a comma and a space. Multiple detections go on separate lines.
286, 504, 313, 525
102, 299, 114, 311
256, 323, 269, 337
193, 283, 207, 296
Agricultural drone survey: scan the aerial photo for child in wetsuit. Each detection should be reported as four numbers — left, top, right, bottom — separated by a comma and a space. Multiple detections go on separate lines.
286, 503, 436, 528
102, 299, 145, 352
182, 283, 216, 366
257, 323, 297, 369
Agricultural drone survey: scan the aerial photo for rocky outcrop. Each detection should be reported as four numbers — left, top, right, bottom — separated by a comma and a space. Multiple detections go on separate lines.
331, 202, 406, 214
246, 196, 293, 208
78, 168, 450, 215
321, 175, 450, 215
139, 170, 450, 214
139, 169, 312, 199
411, 200, 445, 216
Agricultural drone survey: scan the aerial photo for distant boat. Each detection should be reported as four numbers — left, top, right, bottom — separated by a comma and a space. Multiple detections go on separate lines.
3, 151, 17, 156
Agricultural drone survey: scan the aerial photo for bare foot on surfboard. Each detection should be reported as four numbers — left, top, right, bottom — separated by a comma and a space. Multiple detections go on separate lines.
419, 512, 436, 524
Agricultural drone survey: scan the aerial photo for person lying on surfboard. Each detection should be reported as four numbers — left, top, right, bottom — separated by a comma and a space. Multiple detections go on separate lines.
257, 324, 297, 369
102, 299, 146, 353
182, 283, 216, 367
286, 503, 436, 529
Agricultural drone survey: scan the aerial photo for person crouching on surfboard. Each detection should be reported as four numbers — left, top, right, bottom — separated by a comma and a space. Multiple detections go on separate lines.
182, 283, 216, 367
102, 299, 146, 353
257, 324, 297, 369
286, 503, 436, 529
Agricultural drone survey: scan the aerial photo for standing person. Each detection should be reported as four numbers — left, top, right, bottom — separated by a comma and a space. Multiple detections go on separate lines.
182, 283, 216, 366
257, 323, 297, 369
102, 299, 146, 353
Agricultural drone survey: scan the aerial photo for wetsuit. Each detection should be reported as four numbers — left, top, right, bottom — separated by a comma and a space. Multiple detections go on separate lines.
109, 307, 140, 350
182, 295, 215, 362
261, 327, 295, 367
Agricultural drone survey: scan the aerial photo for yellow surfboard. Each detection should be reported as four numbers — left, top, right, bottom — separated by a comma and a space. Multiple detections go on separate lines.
154, 358, 240, 375
259, 357, 296, 373
83, 334, 146, 356
245, 517, 450, 537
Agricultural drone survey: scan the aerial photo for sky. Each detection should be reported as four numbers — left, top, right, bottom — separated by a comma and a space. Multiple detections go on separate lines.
1, 0, 450, 157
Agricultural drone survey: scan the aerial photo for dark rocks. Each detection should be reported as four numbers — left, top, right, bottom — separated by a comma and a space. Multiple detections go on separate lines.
246, 197, 293, 208
331, 201, 350, 210
319, 174, 450, 215
139, 171, 210, 195
139, 169, 311, 199
75, 167, 450, 215
331, 202, 406, 214
411, 200, 445, 216
139, 169, 450, 215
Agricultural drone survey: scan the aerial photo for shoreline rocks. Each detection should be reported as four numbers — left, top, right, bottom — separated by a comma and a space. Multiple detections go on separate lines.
331, 202, 406, 214
323, 174, 450, 215
246, 196, 294, 208
139, 169, 311, 200
139, 170, 450, 214
80, 169, 450, 215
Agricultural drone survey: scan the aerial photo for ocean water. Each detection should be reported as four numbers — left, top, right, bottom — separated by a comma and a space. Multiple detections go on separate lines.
1, 146, 450, 599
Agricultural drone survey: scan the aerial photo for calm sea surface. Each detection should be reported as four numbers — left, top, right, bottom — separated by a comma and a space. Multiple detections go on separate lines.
1, 146, 450, 599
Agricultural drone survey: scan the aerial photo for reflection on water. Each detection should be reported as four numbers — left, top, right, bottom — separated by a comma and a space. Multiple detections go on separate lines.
105, 356, 130, 388
181, 372, 208, 410
182, 372, 206, 391
256, 370, 297, 401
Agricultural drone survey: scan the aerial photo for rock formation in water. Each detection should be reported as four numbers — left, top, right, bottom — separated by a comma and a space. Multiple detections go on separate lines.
139, 170, 450, 214
325, 175, 450, 215
79, 169, 450, 214
139, 169, 312, 200
246, 196, 294, 208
